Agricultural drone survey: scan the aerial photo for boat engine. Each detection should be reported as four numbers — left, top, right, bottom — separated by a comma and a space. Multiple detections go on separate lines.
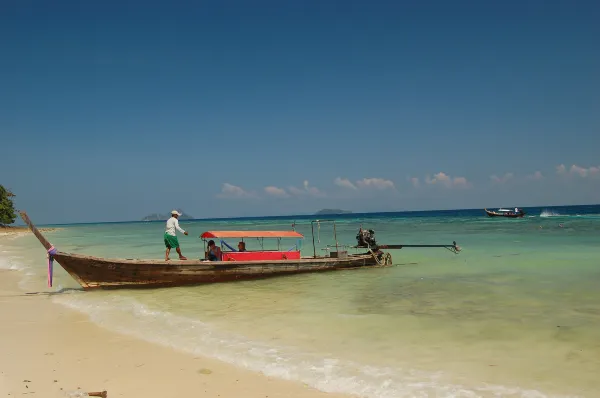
356, 228, 378, 249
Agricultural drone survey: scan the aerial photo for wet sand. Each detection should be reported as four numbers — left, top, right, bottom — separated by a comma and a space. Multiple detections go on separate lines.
0, 268, 346, 398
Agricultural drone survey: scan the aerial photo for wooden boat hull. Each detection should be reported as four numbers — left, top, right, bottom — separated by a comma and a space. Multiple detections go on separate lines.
53, 252, 388, 290
18, 210, 392, 290
484, 209, 525, 218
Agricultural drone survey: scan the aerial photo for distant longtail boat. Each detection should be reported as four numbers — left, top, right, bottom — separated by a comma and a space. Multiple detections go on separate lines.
484, 208, 526, 218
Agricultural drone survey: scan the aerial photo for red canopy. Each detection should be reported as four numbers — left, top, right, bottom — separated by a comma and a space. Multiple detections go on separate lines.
200, 231, 304, 239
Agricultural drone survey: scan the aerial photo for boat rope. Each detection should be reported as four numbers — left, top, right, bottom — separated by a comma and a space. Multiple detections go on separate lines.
368, 249, 392, 266
368, 248, 381, 265
444, 245, 461, 254
383, 252, 392, 265
47, 246, 57, 287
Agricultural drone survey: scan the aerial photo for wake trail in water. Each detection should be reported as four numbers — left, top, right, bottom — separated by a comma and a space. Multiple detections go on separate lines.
540, 210, 565, 218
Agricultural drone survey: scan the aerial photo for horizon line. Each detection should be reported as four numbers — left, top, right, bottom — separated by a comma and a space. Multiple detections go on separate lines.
17, 202, 600, 227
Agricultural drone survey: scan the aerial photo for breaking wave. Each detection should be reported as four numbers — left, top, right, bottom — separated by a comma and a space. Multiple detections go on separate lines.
540, 210, 563, 218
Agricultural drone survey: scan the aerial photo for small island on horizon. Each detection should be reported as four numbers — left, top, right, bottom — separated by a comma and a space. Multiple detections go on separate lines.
314, 208, 353, 215
141, 210, 194, 221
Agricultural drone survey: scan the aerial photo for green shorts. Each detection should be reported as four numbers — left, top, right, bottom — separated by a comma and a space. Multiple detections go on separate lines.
164, 233, 179, 249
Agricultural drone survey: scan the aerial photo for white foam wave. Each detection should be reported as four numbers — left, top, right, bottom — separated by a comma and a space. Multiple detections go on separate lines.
0, 253, 26, 271
51, 294, 571, 398
540, 210, 563, 218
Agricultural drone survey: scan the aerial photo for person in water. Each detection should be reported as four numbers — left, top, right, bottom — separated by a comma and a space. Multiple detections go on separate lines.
206, 240, 222, 261
164, 210, 188, 261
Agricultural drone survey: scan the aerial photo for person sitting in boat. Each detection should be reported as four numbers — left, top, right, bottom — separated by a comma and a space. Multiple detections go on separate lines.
164, 210, 188, 261
237, 241, 247, 252
206, 240, 222, 261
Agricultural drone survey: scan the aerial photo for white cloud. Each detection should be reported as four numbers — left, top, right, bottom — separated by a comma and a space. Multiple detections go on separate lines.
264, 186, 289, 198
356, 178, 395, 190
426, 172, 449, 186
287, 180, 325, 197
452, 177, 469, 188
288, 186, 304, 195
217, 183, 254, 198
557, 164, 599, 178
571, 165, 599, 177
526, 171, 544, 180
303, 180, 324, 196
334, 177, 357, 190
490, 173, 514, 184
571, 165, 588, 177
409, 177, 420, 187
425, 172, 470, 188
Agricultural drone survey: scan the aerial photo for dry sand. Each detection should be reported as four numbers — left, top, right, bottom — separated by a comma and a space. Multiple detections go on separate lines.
0, 268, 346, 398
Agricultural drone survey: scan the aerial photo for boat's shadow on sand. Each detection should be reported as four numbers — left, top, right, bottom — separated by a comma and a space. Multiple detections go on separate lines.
0, 288, 83, 298
19, 287, 84, 297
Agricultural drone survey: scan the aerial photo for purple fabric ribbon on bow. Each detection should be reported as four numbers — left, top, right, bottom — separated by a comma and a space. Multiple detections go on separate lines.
47, 246, 57, 287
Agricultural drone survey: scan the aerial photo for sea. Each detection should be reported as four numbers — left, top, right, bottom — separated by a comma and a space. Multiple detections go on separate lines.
2, 205, 600, 398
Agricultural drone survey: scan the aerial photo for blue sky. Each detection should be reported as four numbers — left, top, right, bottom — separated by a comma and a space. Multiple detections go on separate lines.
1, 1, 599, 224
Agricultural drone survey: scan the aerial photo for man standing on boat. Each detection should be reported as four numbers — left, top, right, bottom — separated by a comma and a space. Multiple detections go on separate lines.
164, 210, 188, 261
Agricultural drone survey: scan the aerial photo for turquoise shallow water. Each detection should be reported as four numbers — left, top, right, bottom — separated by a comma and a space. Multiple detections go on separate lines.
2, 206, 600, 397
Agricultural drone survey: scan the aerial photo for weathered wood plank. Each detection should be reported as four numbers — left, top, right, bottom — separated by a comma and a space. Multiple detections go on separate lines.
54, 251, 389, 290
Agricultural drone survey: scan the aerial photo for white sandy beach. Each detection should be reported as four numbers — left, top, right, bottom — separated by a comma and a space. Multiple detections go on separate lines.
0, 233, 347, 398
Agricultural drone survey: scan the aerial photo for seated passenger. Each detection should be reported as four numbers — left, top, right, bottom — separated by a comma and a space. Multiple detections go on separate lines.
237, 241, 247, 252
206, 240, 222, 261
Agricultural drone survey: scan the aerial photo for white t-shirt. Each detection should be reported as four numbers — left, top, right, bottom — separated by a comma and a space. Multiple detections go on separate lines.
165, 217, 185, 236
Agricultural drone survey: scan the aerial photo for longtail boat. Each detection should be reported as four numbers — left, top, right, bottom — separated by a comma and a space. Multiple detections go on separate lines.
484, 207, 526, 218
19, 212, 460, 291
